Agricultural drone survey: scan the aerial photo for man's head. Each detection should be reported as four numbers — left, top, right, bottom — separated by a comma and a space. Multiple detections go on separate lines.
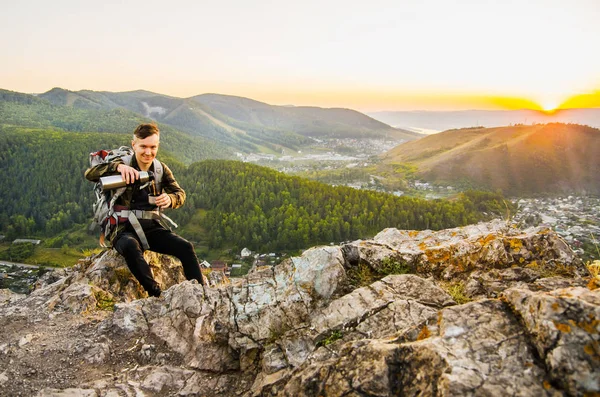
132, 124, 160, 170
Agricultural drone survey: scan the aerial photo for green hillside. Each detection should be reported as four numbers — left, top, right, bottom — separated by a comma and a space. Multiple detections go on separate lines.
0, 126, 130, 239
174, 160, 509, 251
39, 88, 315, 152
0, 126, 508, 255
382, 123, 600, 195
191, 93, 421, 140
36, 87, 422, 153
0, 89, 232, 164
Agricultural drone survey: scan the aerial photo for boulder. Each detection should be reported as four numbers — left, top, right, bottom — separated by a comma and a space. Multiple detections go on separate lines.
503, 286, 600, 395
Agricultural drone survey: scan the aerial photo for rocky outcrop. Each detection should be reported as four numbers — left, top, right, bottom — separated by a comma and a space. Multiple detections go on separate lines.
0, 220, 597, 396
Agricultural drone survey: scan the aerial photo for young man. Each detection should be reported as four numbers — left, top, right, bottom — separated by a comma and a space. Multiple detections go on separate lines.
85, 123, 204, 297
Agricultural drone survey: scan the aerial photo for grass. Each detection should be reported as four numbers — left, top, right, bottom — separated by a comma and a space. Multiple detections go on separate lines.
440, 280, 473, 305
94, 290, 116, 311
440, 280, 471, 304
316, 330, 343, 347
81, 247, 105, 257
27, 247, 83, 268
347, 257, 412, 288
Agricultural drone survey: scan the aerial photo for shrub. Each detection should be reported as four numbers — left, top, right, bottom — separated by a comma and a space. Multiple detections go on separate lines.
0, 242, 36, 262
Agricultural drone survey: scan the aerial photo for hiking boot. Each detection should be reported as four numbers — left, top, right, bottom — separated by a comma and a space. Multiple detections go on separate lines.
147, 285, 162, 298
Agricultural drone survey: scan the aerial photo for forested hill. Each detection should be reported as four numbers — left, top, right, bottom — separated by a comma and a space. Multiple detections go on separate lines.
173, 160, 510, 251
0, 127, 130, 238
0, 127, 509, 252
36, 87, 421, 152
0, 89, 231, 164
382, 123, 600, 195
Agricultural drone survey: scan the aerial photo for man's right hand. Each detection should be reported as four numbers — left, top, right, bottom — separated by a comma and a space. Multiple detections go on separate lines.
117, 164, 139, 184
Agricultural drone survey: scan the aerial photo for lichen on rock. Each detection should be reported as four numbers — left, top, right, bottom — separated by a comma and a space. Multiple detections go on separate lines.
0, 220, 597, 396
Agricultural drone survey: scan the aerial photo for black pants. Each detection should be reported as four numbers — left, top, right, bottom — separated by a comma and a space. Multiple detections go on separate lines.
113, 220, 204, 296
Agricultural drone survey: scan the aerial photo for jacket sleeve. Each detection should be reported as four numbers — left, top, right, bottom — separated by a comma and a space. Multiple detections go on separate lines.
161, 163, 186, 209
84, 159, 124, 182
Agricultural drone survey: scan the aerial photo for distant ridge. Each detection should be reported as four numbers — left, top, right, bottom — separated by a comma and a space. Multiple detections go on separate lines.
369, 108, 600, 132
382, 123, 600, 195
191, 93, 420, 140
33, 87, 421, 153
0, 88, 230, 164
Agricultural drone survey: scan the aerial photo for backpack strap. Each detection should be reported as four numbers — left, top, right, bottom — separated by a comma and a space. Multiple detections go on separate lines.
152, 159, 163, 193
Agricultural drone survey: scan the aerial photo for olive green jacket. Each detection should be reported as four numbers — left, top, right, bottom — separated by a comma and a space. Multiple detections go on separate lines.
84, 155, 186, 209
85, 155, 186, 243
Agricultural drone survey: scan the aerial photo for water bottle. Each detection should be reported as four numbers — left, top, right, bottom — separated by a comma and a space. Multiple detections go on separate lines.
100, 171, 154, 191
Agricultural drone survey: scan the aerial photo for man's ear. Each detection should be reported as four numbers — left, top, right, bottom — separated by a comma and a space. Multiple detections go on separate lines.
131, 140, 136, 148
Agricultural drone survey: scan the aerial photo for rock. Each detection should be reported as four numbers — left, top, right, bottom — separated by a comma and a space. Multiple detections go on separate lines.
110, 300, 150, 335
0, 288, 25, 307
57, 282, 105, 313
84, 249, 187, 301
503, 286, 600, 395
36, 388, 98, 397
264, 299, 559, 396
139, 365, 194, 393
392, 299, 559, 396
464, 267, 541, 299
83, 341, 111, 364
0, 370, 8, 386
311, 274, 453, 339
1, 220, 596, 396
344, 220, 584, 280
530, 276, 589, 291
19, 333, 34, 347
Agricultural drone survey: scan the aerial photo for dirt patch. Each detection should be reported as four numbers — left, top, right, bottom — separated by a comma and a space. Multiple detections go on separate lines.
0, 309, 183, 396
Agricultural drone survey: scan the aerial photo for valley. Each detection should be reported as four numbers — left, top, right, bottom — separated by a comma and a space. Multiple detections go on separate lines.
1, 87, 600, 279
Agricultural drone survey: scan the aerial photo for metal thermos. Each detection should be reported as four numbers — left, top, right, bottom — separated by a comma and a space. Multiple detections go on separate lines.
100, 171, 154, 191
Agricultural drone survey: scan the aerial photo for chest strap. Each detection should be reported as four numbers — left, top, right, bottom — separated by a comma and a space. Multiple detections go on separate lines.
112, 209, 178, 250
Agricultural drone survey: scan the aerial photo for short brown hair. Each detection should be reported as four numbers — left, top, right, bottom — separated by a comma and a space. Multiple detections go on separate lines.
133, 123, 160, 140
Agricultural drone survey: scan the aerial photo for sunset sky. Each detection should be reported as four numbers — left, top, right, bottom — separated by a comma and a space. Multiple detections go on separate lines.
2, 0, 599, 111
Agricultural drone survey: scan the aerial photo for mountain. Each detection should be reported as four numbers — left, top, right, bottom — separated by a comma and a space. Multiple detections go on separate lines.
381, 123, 600, 195
38, 88, 421, 152
369, 108, 600, 132
0, 89, 231, 164
191, 93, 420, 140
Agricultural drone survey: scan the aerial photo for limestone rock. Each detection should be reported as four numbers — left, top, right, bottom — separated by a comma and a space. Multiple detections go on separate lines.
344, 219, 583, 280
0, 288, 25, 307
36, 388, 98, 397
2, 220, 597, 397
503, 286, 600, 395
464, 267, 541, 299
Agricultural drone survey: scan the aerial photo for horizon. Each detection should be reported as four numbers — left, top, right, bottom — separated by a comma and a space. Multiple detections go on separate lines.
13, 86, 600, 115
2, 0, 599, 113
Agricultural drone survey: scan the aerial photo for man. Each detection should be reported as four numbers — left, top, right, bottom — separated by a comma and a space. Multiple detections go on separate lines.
85, 123, 204, 297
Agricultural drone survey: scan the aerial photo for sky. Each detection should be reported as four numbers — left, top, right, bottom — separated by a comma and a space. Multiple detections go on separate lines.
1, 0, 599, 112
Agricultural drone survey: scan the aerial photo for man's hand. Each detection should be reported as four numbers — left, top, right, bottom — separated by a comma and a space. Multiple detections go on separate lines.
117, 164, 139, 184
154, 193, 172, 209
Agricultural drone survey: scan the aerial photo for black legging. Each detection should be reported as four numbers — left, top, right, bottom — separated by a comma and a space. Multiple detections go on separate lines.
113, 220, 204, 296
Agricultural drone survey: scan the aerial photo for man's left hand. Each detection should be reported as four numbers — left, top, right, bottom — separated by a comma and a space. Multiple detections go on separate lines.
154, 193, 172, 209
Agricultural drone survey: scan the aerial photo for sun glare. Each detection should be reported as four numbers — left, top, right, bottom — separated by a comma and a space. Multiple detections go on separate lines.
540, 100, 559, 113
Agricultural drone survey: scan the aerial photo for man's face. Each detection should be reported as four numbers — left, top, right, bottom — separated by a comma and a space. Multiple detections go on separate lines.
132, 134, 159, 169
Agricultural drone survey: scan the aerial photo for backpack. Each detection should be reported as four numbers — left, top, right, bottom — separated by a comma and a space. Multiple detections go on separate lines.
89, 146, 164, 247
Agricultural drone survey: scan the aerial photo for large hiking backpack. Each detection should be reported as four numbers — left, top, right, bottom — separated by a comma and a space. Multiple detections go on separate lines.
89, 146, 164, 247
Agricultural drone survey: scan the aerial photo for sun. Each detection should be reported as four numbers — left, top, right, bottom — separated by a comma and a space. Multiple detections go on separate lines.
539, 99, 560, 113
